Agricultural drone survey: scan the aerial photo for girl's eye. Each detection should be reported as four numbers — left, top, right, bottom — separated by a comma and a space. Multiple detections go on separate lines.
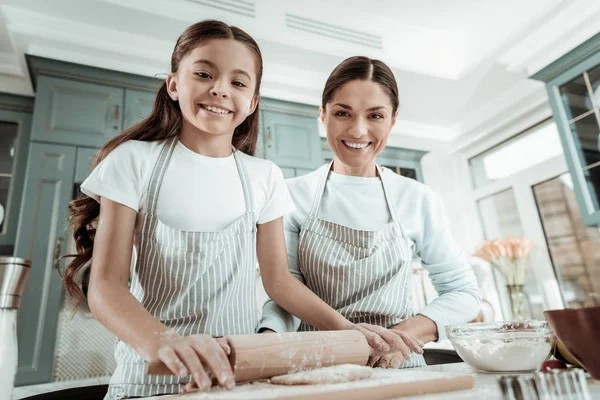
370, 114, 384, 119
195, 72, 211, 78
232, 81, 246, 88
335, 111, 349, 117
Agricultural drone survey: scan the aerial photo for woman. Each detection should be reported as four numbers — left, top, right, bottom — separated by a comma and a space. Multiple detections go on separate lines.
259, 56, 481, 368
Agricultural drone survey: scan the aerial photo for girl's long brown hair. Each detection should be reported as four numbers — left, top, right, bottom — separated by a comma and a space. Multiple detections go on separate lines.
61, 20, 263, 306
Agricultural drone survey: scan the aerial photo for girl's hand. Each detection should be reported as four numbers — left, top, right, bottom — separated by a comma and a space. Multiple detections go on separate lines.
156, 334, 234, 392
352, 323, 424, 357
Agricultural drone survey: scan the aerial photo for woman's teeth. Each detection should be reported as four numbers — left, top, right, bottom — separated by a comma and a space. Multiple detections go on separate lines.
343, 141, 369, 149
201, 105, 231, 114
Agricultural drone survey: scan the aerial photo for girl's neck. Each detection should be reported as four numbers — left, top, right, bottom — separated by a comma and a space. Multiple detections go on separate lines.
179, 122, 234, 158
332, 158, 377, 177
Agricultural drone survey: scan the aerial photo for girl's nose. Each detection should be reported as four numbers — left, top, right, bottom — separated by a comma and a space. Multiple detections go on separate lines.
210, 84, 229, 98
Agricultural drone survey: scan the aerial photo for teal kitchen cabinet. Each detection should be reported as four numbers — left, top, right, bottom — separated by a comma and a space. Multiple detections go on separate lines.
531, 33, 600, 226
123, 88, 156, 130
262, 111, 322, 171
13, 143, 77, 385
31, 76, 124, 146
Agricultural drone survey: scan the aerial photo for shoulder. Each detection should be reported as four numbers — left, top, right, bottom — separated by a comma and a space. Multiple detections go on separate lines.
236, 151, 280, 176
381, 167, 436, 200
286, 164, 327, 198
104, 139, 164, 166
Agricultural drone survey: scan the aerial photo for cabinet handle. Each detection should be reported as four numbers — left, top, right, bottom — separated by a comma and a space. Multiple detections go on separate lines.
267, 127, 272, 148
54, 236, 63, 268
113, 105, 120, 130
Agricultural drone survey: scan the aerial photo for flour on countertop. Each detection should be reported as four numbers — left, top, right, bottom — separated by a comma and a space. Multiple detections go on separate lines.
270, 364, 373, 385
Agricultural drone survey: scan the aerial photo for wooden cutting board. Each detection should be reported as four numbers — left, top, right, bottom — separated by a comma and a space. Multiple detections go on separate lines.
140, 368, 474, 400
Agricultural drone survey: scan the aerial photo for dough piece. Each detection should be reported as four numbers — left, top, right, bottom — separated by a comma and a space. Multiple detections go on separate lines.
270, 364, 373, 385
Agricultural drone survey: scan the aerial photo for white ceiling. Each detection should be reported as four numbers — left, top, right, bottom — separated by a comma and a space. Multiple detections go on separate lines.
1, 0, 600, 149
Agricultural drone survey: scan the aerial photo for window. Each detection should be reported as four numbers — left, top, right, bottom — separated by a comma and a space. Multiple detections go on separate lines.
469, 121, 563, 189
0, 121, 19, 233
533, 173, 600, 307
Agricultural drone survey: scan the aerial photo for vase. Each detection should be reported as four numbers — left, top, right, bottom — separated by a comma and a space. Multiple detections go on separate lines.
507, 284, 527, 320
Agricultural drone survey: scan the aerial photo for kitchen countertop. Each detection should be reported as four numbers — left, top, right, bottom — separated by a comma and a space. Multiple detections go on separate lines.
13, 363, 600, 399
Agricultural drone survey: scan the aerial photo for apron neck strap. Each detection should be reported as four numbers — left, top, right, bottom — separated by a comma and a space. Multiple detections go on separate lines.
307, 161, 399, 223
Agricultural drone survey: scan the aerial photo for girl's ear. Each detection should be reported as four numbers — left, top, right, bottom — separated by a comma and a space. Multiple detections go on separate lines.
249, 95, 259, 114
166, 74, 178, 101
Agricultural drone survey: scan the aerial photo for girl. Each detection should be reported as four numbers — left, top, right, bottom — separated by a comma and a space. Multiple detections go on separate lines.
64, 21, 420, 399
259, 56, 482, 369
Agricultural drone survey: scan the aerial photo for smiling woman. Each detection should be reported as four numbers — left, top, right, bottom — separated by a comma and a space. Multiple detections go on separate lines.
259, 56, 482, 370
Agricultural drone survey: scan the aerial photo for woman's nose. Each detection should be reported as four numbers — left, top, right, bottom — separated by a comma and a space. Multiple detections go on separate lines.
349, 118, 368, 137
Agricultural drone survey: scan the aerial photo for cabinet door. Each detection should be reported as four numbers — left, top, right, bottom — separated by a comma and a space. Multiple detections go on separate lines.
31, 76, 123, 147
123, 89, 156, 130
14, 143, 76, 385
262, 110, 322, 169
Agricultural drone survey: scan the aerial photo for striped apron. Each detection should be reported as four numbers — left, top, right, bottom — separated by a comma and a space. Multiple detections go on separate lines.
297, 163, 426, 368
105, 137, 259, 399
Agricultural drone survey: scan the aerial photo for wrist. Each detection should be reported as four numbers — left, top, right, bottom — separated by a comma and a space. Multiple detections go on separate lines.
141, 329, 181, 361
392, 315, 438, 343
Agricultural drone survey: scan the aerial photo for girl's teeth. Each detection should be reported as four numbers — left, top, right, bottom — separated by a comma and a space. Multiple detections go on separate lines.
204, 105, 230, 114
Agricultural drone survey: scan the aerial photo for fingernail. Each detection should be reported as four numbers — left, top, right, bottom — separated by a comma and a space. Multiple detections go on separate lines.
226, 378, 235, 389
202, 378, 211, 390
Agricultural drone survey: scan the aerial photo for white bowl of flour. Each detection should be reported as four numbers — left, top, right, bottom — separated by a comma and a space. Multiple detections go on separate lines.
446, 321, 553, 373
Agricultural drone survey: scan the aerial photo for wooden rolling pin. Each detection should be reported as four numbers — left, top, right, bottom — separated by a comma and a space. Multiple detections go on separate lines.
146, 330, 370, 382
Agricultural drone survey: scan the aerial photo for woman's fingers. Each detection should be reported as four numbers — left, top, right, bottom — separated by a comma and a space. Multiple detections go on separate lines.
353, 325, 390, 353
374, 353, 406, 369
174, 346, 212, 390
216, 337, 231, 355
394, 330, 424, 354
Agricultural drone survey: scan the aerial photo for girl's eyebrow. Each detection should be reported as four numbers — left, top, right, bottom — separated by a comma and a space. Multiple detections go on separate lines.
192, 59, 252, 81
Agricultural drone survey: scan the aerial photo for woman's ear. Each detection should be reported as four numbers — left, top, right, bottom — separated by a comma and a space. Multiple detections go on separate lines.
391, 109, 399, 129
319, 106, 326, 125
166, 74, 178, 101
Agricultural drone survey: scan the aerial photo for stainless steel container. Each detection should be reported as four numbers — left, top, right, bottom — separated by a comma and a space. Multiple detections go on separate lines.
0, 257, 32, 309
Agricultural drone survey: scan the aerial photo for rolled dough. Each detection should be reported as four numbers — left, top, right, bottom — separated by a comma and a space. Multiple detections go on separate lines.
269, 364, 373, 385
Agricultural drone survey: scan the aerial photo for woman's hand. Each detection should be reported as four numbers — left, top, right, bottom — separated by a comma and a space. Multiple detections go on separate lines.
368, 351, 409, 369
352, 323, 424, 359
155, 334, 234, 393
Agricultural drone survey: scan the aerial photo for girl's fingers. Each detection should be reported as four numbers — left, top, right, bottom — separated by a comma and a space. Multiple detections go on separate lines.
216, 337, 231, 355
174, 346, 211, 390
157, 346, 188, 377
192, 337, 235, 390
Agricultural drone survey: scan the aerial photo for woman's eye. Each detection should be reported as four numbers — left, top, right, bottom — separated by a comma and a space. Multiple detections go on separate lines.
232, 81, 246, 88
195, 72, 211, 78
370, 114, 384, 119
335, 111, 349, 117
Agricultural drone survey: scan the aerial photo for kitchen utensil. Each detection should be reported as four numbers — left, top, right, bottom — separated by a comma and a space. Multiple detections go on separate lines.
0, 257, 32, 399
498, 368, 591, 400
146, 330, 371, 382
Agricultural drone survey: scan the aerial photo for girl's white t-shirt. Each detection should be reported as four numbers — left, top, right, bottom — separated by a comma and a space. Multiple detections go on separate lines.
81, 139, 295, 252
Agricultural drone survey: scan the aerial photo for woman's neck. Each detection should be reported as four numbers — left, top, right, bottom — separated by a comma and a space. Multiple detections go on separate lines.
331, 158, 377, 177
179, 121, 234, 158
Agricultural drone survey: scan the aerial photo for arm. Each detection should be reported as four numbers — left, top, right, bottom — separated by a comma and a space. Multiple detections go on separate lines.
88, 197, 234, 389
258, 226, 303, 333
256, 217, 351, 332
401, 193, 481, 343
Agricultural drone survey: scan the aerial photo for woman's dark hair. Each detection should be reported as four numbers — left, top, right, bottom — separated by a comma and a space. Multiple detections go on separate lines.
322, 56, 399, 114
61, 20, 263, 306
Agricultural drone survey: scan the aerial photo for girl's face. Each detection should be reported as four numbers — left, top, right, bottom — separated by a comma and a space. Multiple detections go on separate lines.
167, 39, 259, 137
322, 80, 397, 170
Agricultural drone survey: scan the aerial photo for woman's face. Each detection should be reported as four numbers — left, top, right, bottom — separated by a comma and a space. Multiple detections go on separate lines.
322, 79, 396, 171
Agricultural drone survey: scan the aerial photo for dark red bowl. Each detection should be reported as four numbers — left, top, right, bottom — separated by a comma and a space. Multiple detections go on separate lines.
544, 306, 600, 379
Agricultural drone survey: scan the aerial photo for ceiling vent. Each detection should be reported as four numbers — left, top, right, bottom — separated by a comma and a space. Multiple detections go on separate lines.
184, 0, 255, 18
286, 14, 382, 49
